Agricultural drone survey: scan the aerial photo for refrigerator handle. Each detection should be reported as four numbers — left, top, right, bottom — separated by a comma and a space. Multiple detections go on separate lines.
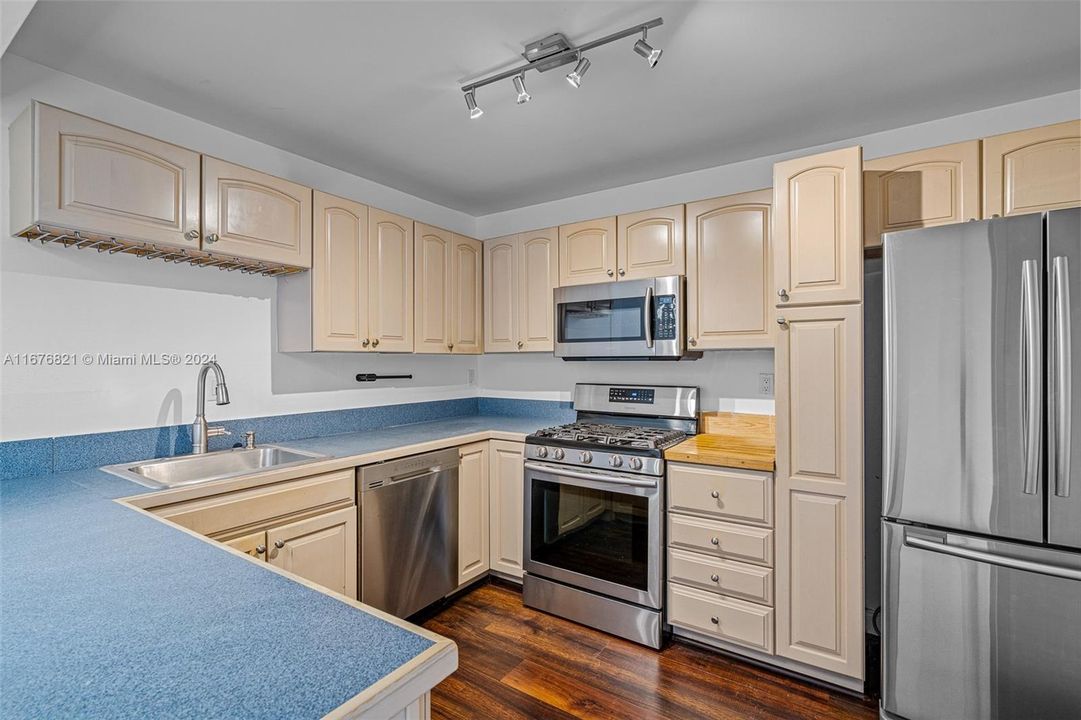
1021, 259, 1042, 495
1051, 255, 1072, 498
905, 529, 1081, 581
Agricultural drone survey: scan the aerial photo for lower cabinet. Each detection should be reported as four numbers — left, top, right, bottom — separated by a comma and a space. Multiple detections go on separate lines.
457, 441, 490, 587
488, 440, 525, 579
266, 507, 357, 599
224, 530, 268, 559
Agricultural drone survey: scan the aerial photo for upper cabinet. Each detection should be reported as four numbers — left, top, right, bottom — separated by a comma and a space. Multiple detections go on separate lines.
415, 224, 483, 354
617, 205, 686, 280
686, 189, 773, 350
863, 141, 981, 247
982, 120, 1081, 218
202, 157, 312, 267
558, 216, 617, 286
484, 228, 559, 352
10, 102, 201, 251
310, 191, 369, 352
773, 146, 863, 307
368, 209, 414, 353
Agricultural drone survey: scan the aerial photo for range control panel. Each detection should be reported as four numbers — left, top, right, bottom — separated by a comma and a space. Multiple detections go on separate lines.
654, 295, 677, 340
609, 387, 655, 404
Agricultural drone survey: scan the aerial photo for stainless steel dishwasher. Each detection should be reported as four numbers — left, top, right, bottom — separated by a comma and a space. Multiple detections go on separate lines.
358, 447, 459, 618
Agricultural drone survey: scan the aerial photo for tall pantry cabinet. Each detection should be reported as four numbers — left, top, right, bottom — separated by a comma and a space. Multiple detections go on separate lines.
772, 146, 865, 684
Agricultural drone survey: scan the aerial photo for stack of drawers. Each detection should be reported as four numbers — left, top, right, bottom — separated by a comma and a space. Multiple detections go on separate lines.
666, 462, 775, 654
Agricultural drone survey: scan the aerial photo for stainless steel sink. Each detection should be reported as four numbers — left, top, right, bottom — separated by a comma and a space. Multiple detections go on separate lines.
102, 445, 327, 490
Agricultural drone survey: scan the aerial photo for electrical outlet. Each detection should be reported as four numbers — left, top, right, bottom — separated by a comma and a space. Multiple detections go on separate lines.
467, 369, 476, 385
758, 373, 774, 396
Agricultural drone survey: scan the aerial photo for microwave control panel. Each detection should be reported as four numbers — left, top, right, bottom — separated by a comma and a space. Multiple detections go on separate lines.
654, 295, 677, 340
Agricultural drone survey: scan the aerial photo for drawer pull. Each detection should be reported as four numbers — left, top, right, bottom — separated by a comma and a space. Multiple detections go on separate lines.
710, 574, 720, 583
710, 616, 719, 625
710, 490, 720, 499
710, 537, 720, 546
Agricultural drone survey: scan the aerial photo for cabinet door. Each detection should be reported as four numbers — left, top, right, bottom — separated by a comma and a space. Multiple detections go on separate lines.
414, 223, 451, 354
201, 156, 312, 266
450, 234, 484, 354
517, 228, 559, 351
864, 140, 981, 247
686, 189, 773, 350
312, 191, 369, 351
484, 236, 519, 352
267, 506, 358, 599
983, 120, 1081, 218
775, 304, 863, 680
774, 146, 862, 307
368, 208, 415, 352
488, 440, 525, 579
616, 205, 685, 280
34, 102, 201, 250
457, 442, 490, 586
558, 216, 617, 286
223, 530, 267, 560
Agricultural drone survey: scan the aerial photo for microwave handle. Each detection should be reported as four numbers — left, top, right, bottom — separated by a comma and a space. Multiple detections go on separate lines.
644, 285, 654, 348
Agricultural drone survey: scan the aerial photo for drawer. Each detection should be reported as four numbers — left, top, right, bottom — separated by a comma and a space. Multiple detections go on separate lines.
154, 468, 355, 536
669, 513, 773, 567
668, 462, 773, 526
668, 547, 773, 605
668, 582, 774, 654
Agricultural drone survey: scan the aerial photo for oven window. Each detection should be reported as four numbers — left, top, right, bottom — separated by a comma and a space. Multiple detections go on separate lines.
557, 297, 645, 343
529, 479, 649, 591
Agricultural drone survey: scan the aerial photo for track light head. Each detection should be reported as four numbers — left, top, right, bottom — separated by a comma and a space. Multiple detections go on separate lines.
513, 73, 531, 104
566, 56, 591, 88
464, 89, 483, 119
633, 28, 662, 67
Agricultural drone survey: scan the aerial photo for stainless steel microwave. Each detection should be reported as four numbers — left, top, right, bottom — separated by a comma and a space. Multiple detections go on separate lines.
553, 275, 699, 360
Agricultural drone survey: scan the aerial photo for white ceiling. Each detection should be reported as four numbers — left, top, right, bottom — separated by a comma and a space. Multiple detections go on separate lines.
8, 1, 1080, 215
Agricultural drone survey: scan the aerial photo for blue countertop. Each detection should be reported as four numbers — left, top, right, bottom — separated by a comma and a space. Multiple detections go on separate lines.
0, 414, 549, 719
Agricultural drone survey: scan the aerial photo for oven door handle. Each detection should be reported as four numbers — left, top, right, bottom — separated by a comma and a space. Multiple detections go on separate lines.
524, 461, 658, 489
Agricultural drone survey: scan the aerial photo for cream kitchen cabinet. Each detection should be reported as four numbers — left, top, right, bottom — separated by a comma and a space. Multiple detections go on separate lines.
488, 440, 525, 579
616, 205, 685, 280
774, 303, 863, 681
685, 190, 773, 350
267, 506, 357, 600
224, 530, 268, 559
483, 228, 559, 352
773, 146, 863, 307
457, 442, 490, 587
983, 120, 1081, 218
9, 101, 202, 251
863, 141, 981, 247
368, 209, 415, 352
558, 216, 617, 286
414, 224, 483, 354
201, 156, 312, 267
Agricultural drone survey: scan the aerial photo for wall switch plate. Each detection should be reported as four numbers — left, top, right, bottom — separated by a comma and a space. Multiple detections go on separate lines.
468, 369, 476, 385
758, 373, 774, 396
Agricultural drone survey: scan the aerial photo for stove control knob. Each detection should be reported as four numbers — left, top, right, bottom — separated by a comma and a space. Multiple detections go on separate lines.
628, 457, 643, 471
579, 451, 593, 464
609, 455, 623, 468
535, 446, 548, 458
552, 448, 565, 460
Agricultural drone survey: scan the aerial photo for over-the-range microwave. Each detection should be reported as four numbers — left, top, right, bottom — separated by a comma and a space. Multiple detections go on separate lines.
553, 275, 701, 360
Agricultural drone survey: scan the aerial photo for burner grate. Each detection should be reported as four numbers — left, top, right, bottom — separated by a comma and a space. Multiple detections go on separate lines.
530, 422, 686, 450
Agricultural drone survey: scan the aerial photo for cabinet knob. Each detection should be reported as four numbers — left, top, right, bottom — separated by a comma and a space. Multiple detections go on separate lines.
274, 539, 285, 549
255, 545, 266, 555
362, 339, 370, 347
776, 317, 787, 326
689, 337, 697, 346
710, 536, 720, 546
205, 233, 219, 244
777, 288, 788, 300
517, 340, 524, 349
710, 574, 720, 583
618, 268, 626, 276
372, 339, 380, 348
710, 490, 719, 499
607, 269, 615, 277
448, 343, 454, 350
710, 616, 720, 625
185, 229, 200, 242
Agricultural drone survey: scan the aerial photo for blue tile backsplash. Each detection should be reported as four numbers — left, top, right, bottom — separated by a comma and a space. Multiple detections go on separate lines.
0, 396, 568, 480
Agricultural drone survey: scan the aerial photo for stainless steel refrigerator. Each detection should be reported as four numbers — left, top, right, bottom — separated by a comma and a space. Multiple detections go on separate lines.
881, 208, 1081, 720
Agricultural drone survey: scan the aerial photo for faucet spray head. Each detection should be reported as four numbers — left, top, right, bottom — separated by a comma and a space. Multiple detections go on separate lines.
215, 382, 230, 405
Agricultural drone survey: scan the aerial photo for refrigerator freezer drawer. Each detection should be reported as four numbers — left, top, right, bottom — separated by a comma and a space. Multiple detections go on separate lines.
882, 520, 1081, 720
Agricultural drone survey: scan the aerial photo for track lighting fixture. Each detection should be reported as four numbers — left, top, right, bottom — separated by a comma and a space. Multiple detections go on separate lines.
460, 17, 663, 118
512, 73, 531, 104
464, 89, 483, 119
633, 28, 662, 68
566, 56, 591, 88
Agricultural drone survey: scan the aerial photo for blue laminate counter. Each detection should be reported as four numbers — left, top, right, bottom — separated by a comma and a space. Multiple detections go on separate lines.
0, 414, 549, 719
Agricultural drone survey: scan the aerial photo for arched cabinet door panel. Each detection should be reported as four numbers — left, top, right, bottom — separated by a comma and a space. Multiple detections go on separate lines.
983, 120, 1081, 218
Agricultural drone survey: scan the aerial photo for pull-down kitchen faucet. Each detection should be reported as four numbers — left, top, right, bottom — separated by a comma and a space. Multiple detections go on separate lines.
192, 361, 230, 454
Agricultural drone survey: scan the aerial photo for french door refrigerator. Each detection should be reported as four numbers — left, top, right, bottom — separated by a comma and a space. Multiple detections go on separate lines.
881, 208, 1081, 720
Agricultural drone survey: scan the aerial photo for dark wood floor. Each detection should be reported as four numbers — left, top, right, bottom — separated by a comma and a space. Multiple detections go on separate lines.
422, 582, 878, 720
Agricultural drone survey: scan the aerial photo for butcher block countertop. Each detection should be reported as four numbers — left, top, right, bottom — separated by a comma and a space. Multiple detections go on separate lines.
665, 412, 776, 472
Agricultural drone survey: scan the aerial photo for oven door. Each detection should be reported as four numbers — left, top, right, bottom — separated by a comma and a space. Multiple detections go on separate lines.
523, 460, 662, 609
553, 276, 683, 359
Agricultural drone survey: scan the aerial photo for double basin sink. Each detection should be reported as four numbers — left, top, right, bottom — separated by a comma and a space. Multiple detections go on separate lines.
103, 445, 326, 490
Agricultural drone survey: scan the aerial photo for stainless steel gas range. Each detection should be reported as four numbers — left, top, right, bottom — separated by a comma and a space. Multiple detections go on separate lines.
522, 383, 699, 648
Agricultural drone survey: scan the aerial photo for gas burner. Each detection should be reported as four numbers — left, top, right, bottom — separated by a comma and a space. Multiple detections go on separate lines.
530, 422, 687, 451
